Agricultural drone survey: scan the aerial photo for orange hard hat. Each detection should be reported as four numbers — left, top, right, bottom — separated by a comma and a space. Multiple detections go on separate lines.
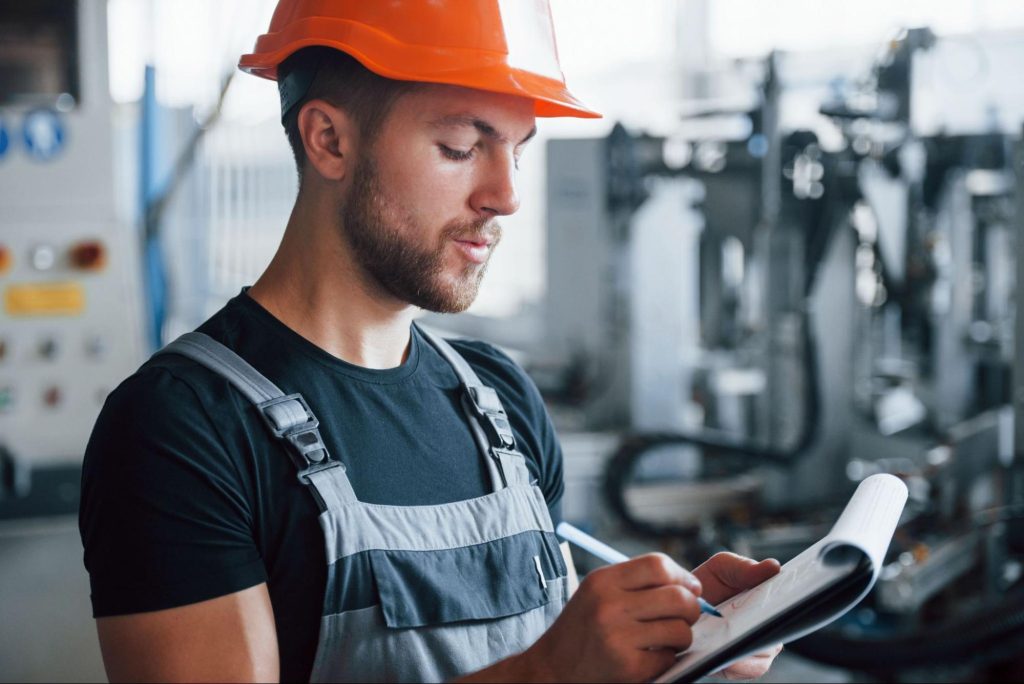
239, 0, 600, 119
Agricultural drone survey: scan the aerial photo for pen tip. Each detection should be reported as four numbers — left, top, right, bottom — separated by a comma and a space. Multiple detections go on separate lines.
700, 598, 723, 618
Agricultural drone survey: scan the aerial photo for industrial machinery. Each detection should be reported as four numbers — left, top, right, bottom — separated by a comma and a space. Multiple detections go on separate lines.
542, 29, 1024, 681
0, 1, 144, 679
0, 0, 146, 509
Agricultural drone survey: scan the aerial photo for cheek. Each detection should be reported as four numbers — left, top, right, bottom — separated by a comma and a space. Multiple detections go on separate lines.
383, 155, 470, 227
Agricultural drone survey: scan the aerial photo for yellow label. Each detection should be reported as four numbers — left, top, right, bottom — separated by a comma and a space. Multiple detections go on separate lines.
4, 282, 85, 317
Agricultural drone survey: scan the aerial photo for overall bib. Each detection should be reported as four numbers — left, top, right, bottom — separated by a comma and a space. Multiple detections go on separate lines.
159, 327, 569, 682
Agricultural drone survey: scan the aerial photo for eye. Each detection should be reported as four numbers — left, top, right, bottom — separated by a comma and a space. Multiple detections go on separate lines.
439, 144, 475, 161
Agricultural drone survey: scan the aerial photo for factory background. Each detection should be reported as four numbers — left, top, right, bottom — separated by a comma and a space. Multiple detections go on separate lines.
3, 0, 1024, 681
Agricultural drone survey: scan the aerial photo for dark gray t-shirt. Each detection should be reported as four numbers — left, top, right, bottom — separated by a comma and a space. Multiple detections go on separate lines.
79, 291, 564, 682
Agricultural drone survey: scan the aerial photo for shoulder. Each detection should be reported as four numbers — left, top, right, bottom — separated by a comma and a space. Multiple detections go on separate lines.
85, 342, 251, 482
103, 353, 238, 427
98, 294, 256, 433
439, 335, 555, 450
442, 335, 565, 514
445, 337, 540, 404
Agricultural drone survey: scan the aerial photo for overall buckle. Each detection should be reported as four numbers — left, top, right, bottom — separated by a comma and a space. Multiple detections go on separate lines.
466, 386, 516, 450
257, 394, 334, 476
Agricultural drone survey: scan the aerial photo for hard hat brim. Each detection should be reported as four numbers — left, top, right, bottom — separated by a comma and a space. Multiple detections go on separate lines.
238, 18, 600, 119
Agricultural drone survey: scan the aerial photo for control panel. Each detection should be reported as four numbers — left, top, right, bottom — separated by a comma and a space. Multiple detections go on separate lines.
0, 229, 144, 465
0, 0, 146, 468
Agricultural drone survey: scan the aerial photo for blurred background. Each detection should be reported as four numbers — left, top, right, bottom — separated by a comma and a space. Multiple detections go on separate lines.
3, 0, 1024, 681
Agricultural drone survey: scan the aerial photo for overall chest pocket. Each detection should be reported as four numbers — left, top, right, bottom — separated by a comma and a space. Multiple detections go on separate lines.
367, 530, 567, 629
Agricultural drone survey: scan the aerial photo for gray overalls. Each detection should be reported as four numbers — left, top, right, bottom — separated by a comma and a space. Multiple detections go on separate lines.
159, 327, 568, 682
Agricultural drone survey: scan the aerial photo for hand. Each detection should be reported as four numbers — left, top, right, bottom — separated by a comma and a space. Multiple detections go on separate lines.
693, 552, 783, 680
518, 553, 705, 683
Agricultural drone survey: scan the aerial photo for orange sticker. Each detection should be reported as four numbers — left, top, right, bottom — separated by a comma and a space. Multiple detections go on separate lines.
4, 282, 85, 317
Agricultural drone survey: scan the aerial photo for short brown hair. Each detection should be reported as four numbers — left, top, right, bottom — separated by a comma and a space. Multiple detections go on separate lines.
280, 48, 417, 185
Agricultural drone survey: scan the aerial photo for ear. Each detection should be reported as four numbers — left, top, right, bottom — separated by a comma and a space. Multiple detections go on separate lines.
297, 99, 357, 182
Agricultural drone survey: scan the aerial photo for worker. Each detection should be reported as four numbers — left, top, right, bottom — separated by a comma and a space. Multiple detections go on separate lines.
79, 2, 782, 681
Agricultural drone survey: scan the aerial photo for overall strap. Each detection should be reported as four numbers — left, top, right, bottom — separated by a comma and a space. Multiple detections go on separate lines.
156, 332, 358, 509
416, 326, 531, 489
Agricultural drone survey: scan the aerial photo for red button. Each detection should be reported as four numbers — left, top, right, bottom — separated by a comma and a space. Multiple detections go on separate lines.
70, 241, 107, 271
0, 245, 11, 274
43, 386, 62, 408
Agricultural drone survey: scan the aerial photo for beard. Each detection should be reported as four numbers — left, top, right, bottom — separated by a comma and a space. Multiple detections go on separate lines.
340, 156, 502, 314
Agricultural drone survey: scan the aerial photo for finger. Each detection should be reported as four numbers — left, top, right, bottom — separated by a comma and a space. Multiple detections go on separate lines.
696, 553, 780, 603
717, 654, 775, 680
714, 644, 782, 680
744, 558, 782, 584
625, 585, 702, 624
630, 618, 694, 652
753, 644, 783, 658
613, 553, 702, 594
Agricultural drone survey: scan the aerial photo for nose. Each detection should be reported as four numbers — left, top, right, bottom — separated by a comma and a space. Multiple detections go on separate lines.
471, 151, 520, 217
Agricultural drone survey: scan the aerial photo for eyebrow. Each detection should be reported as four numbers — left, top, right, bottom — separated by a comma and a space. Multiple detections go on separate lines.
429, 114, 537, 146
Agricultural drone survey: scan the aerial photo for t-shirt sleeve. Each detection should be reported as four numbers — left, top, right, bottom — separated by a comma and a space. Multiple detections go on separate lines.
452, 340, 566, 525
79, 365, 267, 617
515, 365, 566, 525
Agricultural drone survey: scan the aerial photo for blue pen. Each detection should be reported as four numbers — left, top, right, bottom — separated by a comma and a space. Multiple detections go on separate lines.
556, 521, 724, 618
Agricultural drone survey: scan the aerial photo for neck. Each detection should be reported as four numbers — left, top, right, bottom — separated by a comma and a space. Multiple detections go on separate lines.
248, 190, 416, 370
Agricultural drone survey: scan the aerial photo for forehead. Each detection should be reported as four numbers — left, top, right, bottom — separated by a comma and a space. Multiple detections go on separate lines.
387, 83, 536, 139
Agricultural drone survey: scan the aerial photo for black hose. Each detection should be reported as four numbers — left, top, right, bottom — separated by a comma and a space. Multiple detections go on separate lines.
602, 311, 821, 538
601, 144, 851, 538
787, 586, 1024, 672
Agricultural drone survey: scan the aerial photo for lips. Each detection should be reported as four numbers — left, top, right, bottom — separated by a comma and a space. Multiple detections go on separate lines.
452, 238, 492, 264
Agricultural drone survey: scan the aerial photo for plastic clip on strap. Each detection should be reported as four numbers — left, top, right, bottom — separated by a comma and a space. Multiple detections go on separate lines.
257, 393, 334, 481
466, 386, 517, 450
157, 332, 341, 486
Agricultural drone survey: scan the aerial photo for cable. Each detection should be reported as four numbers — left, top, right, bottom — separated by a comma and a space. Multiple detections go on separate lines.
602, 313, 821, 538
787, 584, 1024, 672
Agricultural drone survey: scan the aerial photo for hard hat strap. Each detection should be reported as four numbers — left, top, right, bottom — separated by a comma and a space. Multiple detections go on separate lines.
279, 49, 324, 124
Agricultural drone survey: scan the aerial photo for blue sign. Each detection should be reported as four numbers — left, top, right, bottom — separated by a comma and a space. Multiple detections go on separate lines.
22, 109, 66, 162
0, 119, 8, 161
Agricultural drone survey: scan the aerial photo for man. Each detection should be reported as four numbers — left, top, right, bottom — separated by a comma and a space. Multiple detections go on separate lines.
80, 2, 782, 682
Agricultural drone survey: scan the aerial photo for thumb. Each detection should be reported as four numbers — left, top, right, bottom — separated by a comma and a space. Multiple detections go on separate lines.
699, 554, 782, 604
739, 558, 781, 587
716, 554, 780, 589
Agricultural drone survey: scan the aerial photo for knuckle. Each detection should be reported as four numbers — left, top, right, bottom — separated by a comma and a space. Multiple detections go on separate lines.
673, 622, 694, 650
665, 583, 701, 621
580, 568, 607, 593
643, 553, 674, 581
592, 602, 619, 632
667, 584, 690, 608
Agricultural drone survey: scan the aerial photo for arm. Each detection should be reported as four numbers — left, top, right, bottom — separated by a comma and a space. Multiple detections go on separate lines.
457, 552, 785, 684
459, 553, 705, 683
81, 367, 275, 681
97, 584, 279, 683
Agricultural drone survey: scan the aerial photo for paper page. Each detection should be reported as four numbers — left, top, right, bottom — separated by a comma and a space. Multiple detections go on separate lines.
654, 474, 908, 684
820, 473, 908, 573
654, 540, 854, 683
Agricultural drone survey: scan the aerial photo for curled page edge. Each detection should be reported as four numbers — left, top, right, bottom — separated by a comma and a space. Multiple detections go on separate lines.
819, 473, 908, 577
655, 474, 908, 684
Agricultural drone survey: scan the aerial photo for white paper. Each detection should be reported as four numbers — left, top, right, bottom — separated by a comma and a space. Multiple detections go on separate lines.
655, 474, 908, 683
